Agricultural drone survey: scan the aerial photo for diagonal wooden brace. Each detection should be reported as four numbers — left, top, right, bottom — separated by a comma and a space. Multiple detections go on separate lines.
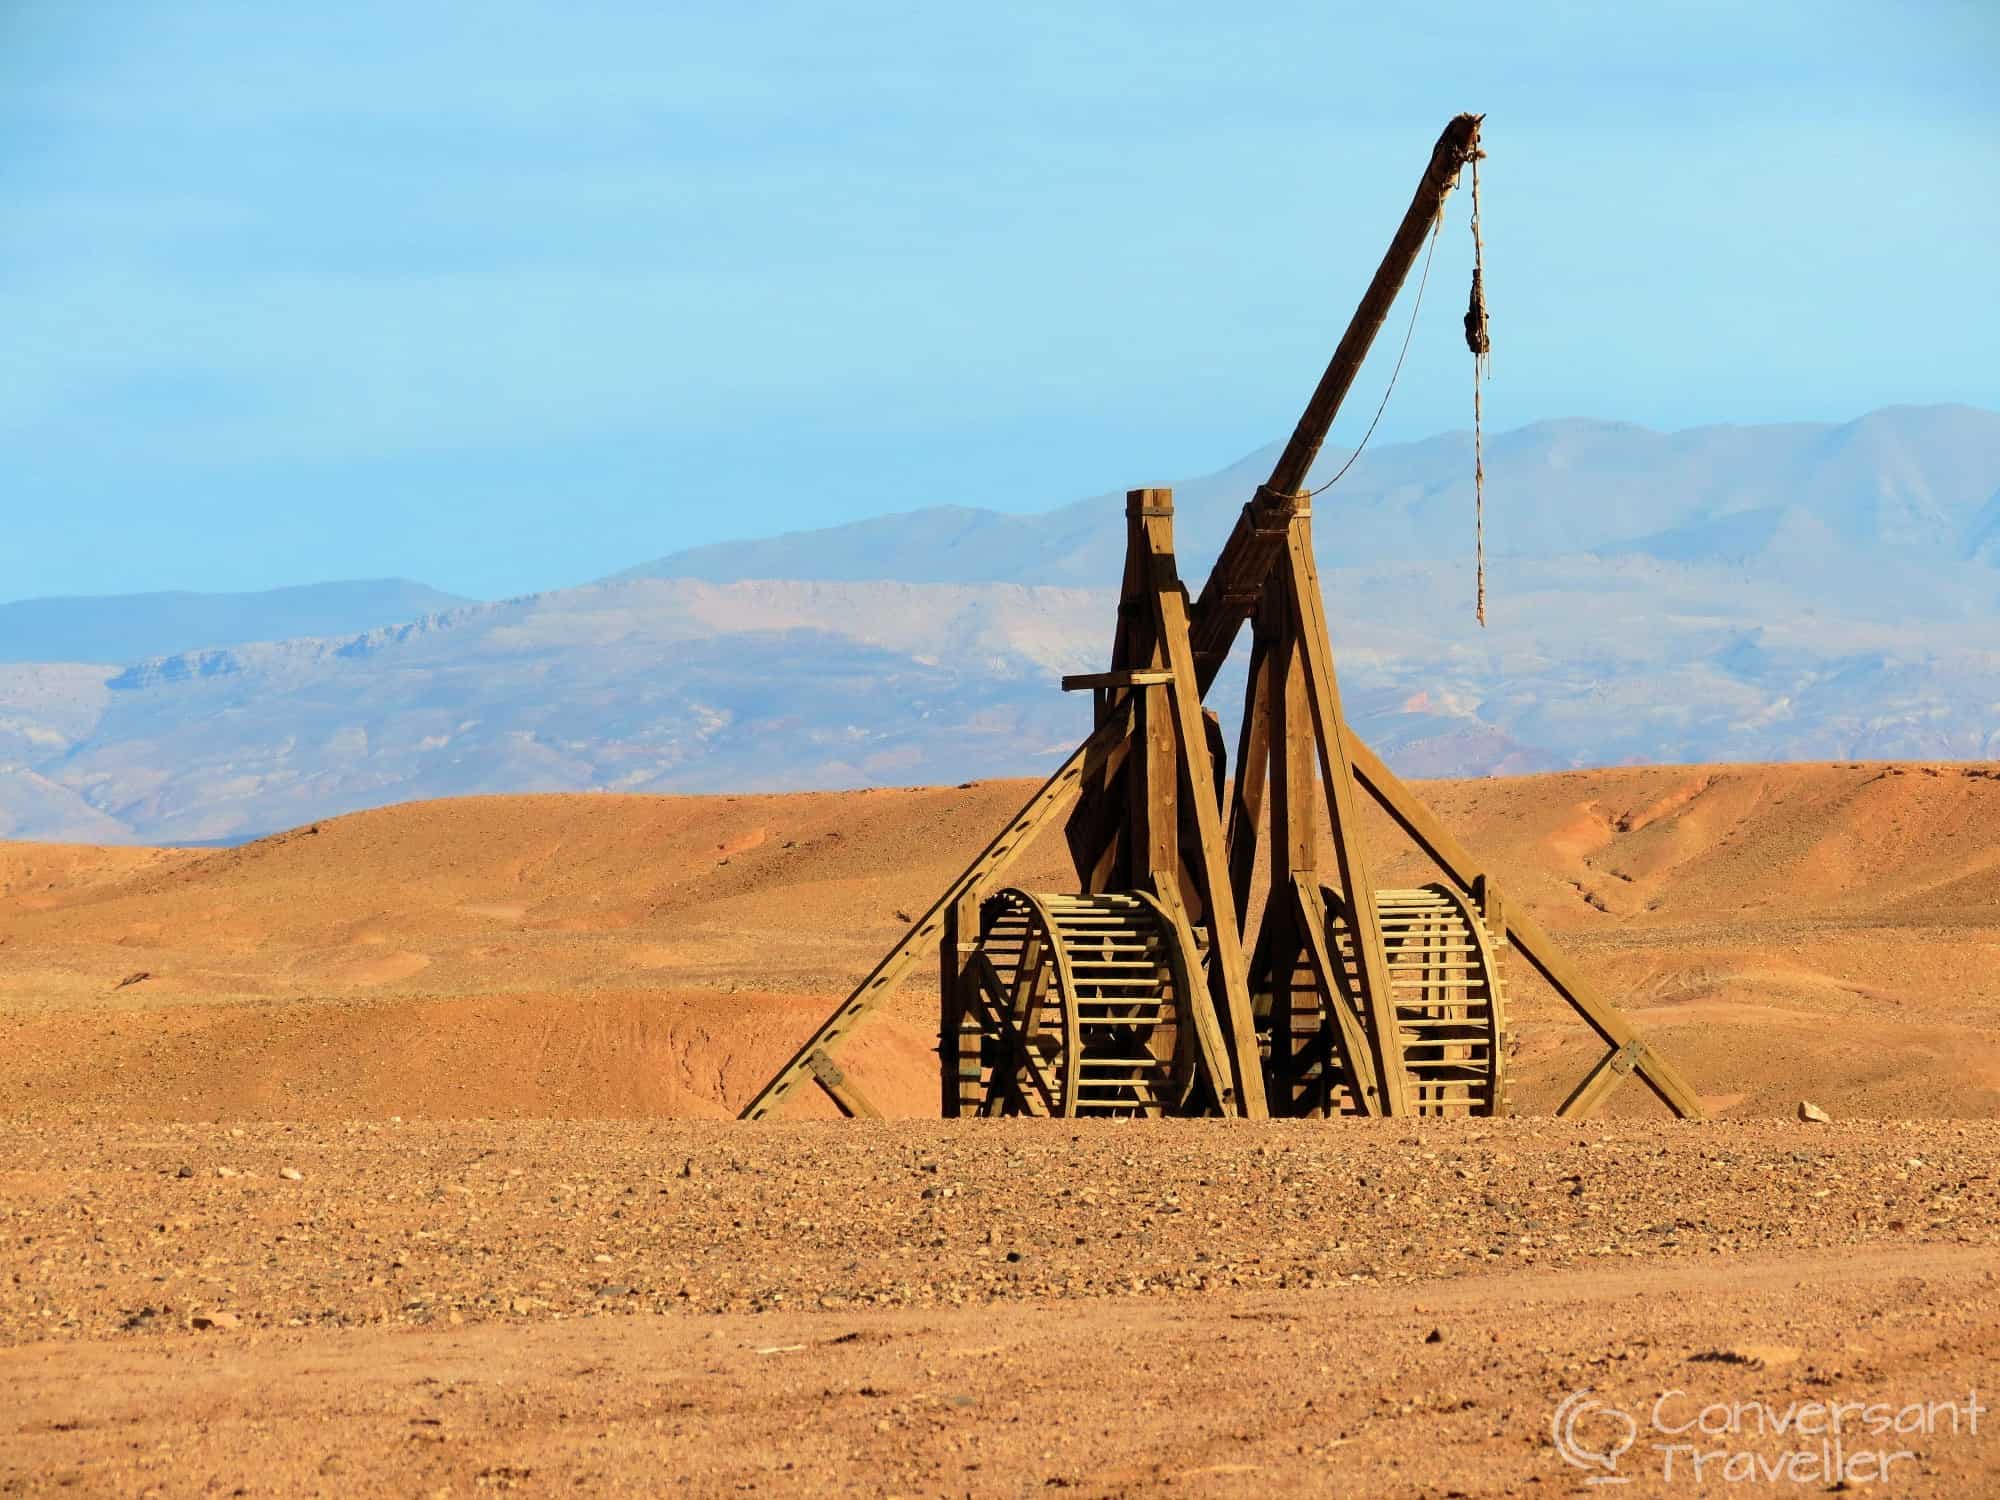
808, 1049, 882, 1120
739, 700, 1134, 1119
1558, 1038, 1645, 1119
1292, 877, 1384, 1117
1139, 884, 1242, 1118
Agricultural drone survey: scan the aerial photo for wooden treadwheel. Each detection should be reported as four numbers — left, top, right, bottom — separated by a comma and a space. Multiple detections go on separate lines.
1312, 882, 1510, 1117
963, 890, 1199, 1117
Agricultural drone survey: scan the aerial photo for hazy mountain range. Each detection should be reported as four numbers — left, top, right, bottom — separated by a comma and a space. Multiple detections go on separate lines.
4, 404, 1996, 843
0, 580, 471, 667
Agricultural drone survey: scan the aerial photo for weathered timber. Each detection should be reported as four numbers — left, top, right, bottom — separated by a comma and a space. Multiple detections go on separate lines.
807, 1049, 881, 1120
1558, 1038, 1645, 1119
1293, 878, 1383, 1116
940, 886, 982, 1117
1223, 623, 1272, 930
1140, 885, 1240, 1116
1063, 669, 1175, 691
1136, 491, 1270, 1117
1265, 114, 1483, 498
1282, 520, 1410, 1114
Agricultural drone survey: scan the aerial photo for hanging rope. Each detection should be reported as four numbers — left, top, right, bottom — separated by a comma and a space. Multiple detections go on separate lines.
1464, 135, 1491, 626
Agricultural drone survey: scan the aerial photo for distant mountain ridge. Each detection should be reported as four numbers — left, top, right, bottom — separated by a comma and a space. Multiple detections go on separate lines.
617, 406, 2000, 591
0, 579, 472, 666
1, 405, 1995, 843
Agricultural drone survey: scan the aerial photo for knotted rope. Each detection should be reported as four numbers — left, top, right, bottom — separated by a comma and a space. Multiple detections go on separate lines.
1464, 134, 1491, 626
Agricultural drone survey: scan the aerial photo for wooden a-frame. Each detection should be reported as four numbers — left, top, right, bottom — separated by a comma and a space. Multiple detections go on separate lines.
739, 113, 1705, 1124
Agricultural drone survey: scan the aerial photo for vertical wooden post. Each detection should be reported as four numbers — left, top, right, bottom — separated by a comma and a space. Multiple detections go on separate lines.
1133, 488, 1270, 1119
939, 904, 962, 1117
1473, 872, 1506, 948
1130, 487, 1179, 897
1282, 511, 1411, 1115
1068, 490, 1173, 897
1135, 684, 1178, 888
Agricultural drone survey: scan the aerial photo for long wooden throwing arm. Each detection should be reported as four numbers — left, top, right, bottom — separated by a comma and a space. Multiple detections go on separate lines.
1189, 112, 1482, 691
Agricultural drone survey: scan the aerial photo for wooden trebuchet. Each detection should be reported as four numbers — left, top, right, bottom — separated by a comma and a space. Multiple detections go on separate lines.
737, 112, 1705, 1124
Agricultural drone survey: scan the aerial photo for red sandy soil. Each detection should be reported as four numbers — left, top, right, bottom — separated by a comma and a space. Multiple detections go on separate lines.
3, 760, 1998, 1495
2, 1121, 1996, 1496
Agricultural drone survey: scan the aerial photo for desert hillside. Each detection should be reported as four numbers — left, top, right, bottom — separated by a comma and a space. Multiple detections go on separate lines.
3, 759, 1996, 1123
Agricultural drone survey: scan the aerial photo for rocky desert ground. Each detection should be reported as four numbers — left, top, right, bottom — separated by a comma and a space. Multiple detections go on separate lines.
3, 760, 1998, 1495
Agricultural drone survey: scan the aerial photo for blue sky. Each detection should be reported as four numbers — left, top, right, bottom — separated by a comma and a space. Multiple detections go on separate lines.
2, 1, 1995, 603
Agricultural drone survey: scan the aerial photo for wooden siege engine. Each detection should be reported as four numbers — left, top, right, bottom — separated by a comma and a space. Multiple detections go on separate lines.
741, 113, 1705, 1125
